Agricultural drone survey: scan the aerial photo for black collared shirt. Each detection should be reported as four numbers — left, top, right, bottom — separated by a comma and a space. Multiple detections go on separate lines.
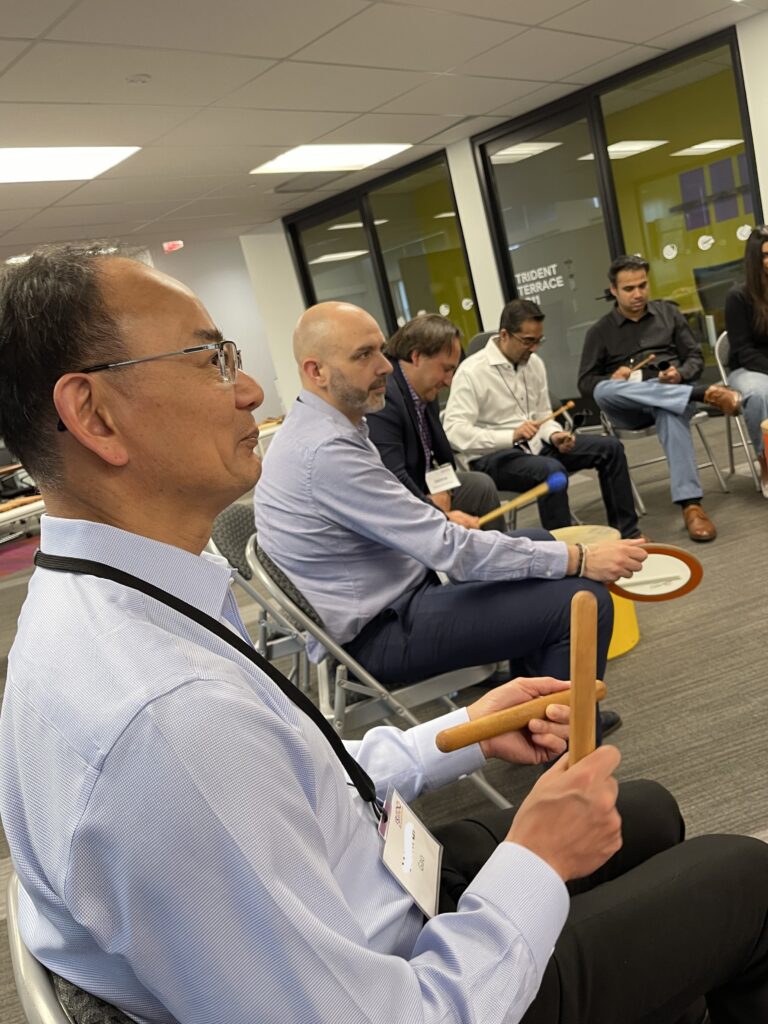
578, 300, 704, 399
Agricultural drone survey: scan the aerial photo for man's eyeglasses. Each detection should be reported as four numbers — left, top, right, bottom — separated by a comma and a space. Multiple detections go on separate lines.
57, 340, 243, 432
78, 340, 242, 383
511, 333, 545, 348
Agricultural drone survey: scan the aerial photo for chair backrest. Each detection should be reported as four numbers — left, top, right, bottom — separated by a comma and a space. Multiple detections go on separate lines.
714, 331, 730, 378
209, 502, 255, 579
465, 331, 494, 357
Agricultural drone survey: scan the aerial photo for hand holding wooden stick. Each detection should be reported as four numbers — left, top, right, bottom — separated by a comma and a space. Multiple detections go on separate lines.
532, 400, 575, 429
568, 590, 598, 765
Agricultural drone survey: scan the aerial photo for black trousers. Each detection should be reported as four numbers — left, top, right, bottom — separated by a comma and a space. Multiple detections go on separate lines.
434, 781, 768, 1024
472, 435, 639, 538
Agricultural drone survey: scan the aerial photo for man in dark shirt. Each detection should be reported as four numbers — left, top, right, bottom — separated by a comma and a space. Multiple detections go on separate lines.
579, 254, 742, 542
367, 314, 500, 527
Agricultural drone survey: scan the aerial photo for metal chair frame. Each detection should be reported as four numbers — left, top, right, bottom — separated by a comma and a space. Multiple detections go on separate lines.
713, 331, 761, 491
245, 536, 511, 809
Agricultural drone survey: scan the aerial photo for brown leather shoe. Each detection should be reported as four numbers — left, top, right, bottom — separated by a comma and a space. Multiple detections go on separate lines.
682, 503, 717, 542
703, 384, 742, 416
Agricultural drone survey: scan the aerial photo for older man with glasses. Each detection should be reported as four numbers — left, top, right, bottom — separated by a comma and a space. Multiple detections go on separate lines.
444, 298, 642, 539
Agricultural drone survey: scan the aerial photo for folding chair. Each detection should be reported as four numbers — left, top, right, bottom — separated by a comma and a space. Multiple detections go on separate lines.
245, 536, 511, 809
599, 408, 728, 516
208, 502, 309, 688
713, 332, 761, 491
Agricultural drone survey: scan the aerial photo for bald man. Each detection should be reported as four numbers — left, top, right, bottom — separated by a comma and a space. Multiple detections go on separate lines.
255, 302, 646, 705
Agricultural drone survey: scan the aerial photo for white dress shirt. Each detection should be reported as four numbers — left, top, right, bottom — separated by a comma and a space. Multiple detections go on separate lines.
443, 337, 560, 464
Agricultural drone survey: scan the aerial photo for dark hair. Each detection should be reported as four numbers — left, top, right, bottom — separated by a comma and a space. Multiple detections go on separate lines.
742, 226, 768, 335
499, 299, 545, 335
0, 244, 127, 487
608, 254, 649, 286
385, 314, 462, 361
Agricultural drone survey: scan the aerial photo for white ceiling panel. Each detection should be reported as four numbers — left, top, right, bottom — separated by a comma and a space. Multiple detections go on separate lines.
292, 6, 527, 72
216, 62, 429, 112
56, 176, 238, 206
0, 222, 152, 246
22, 202, 185, 230
156, 107, 357, 147
645, 6, 758, 50
0, 40, 30, 74
424, 116, 508, 146
378, 74, 544, 116
0, 181, 87, 210
314, 112, 464, 145
565, 45, 665, 86
49, 0, 369, 59
160, 196, 288, 220
0, 209, 40, 232
389, 0, 585, 24
0, 0, 77, 37
97, 146, 286, 179
458, 28, 631, 81
488, 82, 580, 118
545, 0, 728, 45
0, 43, 274, 106
0, 103, 199, 146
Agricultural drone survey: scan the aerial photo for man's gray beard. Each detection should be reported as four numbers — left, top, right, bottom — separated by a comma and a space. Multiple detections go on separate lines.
329, 368, 386, 415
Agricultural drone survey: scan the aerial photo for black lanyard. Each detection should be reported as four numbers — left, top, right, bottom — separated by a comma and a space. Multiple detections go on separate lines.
33, 551, 382, 816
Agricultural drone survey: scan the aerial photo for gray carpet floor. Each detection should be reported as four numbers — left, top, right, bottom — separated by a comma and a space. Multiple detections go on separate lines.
0, 415, 766, 1020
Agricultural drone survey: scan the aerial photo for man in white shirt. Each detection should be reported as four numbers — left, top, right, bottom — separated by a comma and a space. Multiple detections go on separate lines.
444, 299, 642, 538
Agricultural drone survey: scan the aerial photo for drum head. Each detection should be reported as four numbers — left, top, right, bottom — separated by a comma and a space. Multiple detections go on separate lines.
608, 544, 703, 602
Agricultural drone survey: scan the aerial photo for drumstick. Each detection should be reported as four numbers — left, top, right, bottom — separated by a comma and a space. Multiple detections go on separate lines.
477, 471, 567, 527
569, 590, 598, 766
434, 679, 607, 753
629, 352, 656, 373
532, 401, 575, 429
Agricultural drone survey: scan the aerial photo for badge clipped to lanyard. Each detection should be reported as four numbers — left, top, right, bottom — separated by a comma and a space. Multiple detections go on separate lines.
425, 462, 461, 495
378, 785, 443, 918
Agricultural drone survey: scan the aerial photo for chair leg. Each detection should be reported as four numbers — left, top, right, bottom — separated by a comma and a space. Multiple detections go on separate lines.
733, 415, 762, 491
629, 476, 647, 516
468, 768, 512, 808
694, 422, 729, 493
725, 417, 736, 475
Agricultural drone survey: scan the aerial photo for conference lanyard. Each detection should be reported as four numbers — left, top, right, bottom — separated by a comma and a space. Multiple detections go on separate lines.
33, 551, 383, 818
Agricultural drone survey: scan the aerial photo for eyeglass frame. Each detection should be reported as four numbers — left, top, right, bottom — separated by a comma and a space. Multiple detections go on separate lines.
509, 332, 545, 348
56, 340, 243, 432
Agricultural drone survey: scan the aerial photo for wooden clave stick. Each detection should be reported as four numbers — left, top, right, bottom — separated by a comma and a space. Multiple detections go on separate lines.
629, 352, 656, 373
568, 590, 598, 766
434, 678, 606, 753
532, 400, 575, 429
476, 480, 555, 528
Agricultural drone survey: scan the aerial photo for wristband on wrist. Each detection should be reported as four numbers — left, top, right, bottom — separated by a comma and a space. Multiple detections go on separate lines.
574, 542, 585, 577
579, 544, 589, 578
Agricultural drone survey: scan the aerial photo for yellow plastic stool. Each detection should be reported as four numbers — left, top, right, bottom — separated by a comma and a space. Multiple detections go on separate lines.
550, 524, 641, 661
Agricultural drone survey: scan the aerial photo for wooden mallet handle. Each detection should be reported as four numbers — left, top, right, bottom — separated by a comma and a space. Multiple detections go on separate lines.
532, 401, 575, 429
630, 352, 656, 373
568, 590, 598, 766
435, 679, 607, 753
477, 472, 567, 528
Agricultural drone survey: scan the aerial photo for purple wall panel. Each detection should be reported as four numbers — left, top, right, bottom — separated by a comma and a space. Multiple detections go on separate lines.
680, 168, 709, 230
710, 158, 738, 222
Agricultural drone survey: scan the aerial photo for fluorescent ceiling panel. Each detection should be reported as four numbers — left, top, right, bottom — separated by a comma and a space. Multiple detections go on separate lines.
309, 250, 369, 264
492, 141, 561, 164
578, 140, 668, 161
670, 139, 743, 156
251, 144, 411, 174
433, 211, 456, 219
328, 220, 388, 230
0, 147, 140, 182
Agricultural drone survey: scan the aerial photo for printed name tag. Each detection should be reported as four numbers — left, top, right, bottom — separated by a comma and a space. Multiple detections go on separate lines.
378, 787, 442, 918
425, 463, 461, 494
628, 369, 643, 383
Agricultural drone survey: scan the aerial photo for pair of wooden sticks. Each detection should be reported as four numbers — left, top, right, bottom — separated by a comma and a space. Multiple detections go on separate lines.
436, 591, 602, 767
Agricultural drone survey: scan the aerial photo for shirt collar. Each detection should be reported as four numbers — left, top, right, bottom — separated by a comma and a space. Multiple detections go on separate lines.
610, 302, 655, 327
38, 514, 236, 621
485, 334, 530, 372
403, 373, 427, 413
297, 388, 369, 439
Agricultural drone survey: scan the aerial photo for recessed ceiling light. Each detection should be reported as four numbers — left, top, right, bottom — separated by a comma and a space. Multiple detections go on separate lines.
308, 250, 369, 265
433, 211, 456, 219
670, 139, 743, 156
251, 145, 411, 174
0, 147, 140, 183
492, 142, 561, 165
578, 140, 667, 161
328, 220, 388, 230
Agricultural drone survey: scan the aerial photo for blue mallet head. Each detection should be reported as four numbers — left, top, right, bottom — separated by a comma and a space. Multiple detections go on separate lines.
547, 471, 568, 494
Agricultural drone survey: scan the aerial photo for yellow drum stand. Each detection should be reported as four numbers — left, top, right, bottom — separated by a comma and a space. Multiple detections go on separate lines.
550, 525, 640, 660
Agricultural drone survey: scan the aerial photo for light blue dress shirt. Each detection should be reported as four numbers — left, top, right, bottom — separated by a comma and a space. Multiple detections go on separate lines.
0, 515, 568, 1024
254, 390, 568, 658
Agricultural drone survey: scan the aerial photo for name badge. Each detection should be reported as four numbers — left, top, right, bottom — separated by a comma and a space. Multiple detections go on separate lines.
425, 463, 461, 494
378, 786, 442, 918
628, 369, 643, 383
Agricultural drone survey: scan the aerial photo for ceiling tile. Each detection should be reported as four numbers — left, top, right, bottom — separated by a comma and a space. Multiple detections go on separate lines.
160, 196, 284, 219
0, 0, 76, 37
384, 0, 584, 23
0, 40, 29, 73
644, 6, 757, 50
0, 42, 274, 106
292, 5, 527, 72
314, 112, 463, 144
565, 44, 665, 86
0, 221, 151, 245
544, 0, 728, 45
57, 176, 237, 206
98, 146, 286, 178
0, 208, 39, 232
488, 82, 579, 118
156, 107, 357, 147
424, 116, 508, 146
216, 62, 429, 112
457, 28, 630, 80
0, 181, 87, 210
0, 102, 199, 146
22, 201, 182, 229
378, 74, 543, 116
49, 0, 369, 59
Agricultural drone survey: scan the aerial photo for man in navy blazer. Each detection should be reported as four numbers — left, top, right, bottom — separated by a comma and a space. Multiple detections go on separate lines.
367, 314, 500, 528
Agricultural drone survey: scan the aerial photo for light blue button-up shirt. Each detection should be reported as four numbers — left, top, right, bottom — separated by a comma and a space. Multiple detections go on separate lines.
0, 515, 568, 1024
254, 390, 568, 657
